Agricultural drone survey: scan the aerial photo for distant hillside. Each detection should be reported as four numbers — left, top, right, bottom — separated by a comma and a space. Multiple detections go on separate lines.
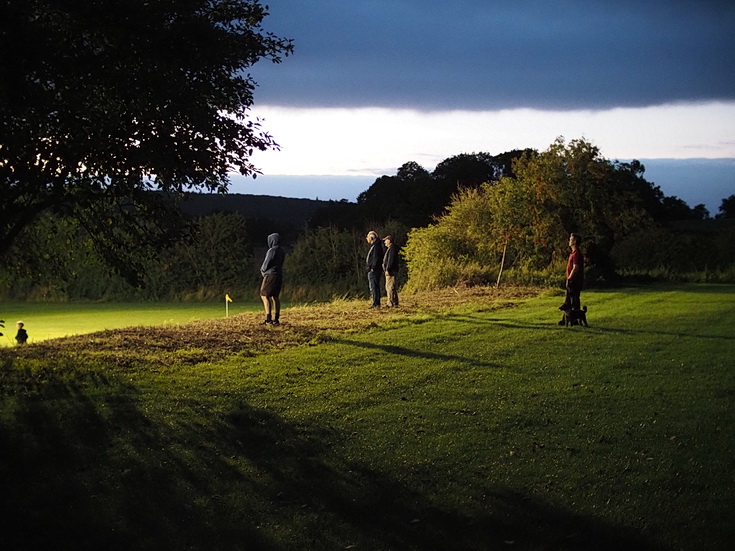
180, 193, 331, 226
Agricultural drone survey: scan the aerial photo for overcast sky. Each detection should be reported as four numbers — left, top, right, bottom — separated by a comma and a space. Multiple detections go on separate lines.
234, 0, 735, 212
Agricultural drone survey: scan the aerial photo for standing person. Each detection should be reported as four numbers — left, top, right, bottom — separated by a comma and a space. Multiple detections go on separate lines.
15, 321, 28, 345
260, 233, 285, 326
365, 230, 383, 308
382, 235, 399, 307
559, 233, 584, 324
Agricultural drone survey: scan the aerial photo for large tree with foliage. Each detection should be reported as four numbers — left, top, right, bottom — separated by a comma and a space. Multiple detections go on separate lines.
487, 138, 656, 278
355, 162, 434, 227
719, 195, 735, 218
353, 151, 530, 228
403, 138, 661, 289
0, 0, 292, 279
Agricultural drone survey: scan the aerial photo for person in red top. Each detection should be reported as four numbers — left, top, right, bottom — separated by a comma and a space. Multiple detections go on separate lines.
562, 232, 584, 311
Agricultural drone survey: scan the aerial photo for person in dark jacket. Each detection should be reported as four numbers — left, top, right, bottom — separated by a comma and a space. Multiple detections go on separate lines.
260, 233, 285, 325
382, 235, 399, 307
15, 321, 28, 345
365, 230, 383, 308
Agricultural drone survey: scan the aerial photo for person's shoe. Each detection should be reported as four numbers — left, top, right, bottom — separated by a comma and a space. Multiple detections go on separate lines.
260, 319, 272, 325
271, 320, 280, 326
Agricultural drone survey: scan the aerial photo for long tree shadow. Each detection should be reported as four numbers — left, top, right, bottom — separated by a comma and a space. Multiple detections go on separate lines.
443, 312, 735, 341
440, 313, 566, 334
0, 365, 270, 551
0, 359, 676, 551
584, 325, 735, 341
215, 404, 671, 550
326, 337, 502, 369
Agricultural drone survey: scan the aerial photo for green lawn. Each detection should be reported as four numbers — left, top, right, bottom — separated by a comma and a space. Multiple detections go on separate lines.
0, 300, 262, 346
0, 285, 733, 550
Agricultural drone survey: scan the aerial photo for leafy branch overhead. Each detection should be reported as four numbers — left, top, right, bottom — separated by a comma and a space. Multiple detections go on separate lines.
0, 0, 293, 265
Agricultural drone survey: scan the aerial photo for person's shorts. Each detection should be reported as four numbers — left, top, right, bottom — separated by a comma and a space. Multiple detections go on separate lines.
260, 273, 282, 297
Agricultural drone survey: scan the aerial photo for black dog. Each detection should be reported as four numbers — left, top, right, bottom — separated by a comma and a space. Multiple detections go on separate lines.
558, 304, 589, 327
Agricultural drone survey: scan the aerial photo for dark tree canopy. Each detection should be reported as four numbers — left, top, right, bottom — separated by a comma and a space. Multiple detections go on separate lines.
432, 152, 503, 189
0, 0, 292, 263
719, 195, 735, 218
351, 151, 530, 228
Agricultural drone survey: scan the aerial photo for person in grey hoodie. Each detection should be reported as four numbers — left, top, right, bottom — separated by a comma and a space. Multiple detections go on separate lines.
260, 233, 285, 325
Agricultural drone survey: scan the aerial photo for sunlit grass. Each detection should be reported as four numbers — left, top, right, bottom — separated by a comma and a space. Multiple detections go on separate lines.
0, 300, 263, 346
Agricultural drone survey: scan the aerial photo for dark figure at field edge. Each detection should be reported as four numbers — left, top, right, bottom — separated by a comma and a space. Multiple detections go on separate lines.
365, 230, 384, 308
382, 235, 399, 307
260, 233, 285, 326
559, 233, 584, 326
15, 321, 28, 345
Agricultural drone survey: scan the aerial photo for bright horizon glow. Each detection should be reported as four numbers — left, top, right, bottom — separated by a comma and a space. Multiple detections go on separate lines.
249, 101, 735, 176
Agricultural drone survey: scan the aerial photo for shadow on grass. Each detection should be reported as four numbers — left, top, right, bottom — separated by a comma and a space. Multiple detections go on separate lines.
585, 325, 735, 341
445, 312, 735, 342
442, 313, 561, 333
0, 367, 269, 551
0, 361, 672, 551
326, 337, 501, 369
221, 406, 671, 551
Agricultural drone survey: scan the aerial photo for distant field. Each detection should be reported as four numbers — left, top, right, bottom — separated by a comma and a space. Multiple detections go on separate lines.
0, 300, 262, 346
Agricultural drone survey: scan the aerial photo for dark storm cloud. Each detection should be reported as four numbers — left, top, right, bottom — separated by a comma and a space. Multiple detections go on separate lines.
253, 0, 735, 110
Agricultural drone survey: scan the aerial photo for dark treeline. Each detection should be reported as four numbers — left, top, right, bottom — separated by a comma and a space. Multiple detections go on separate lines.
1, 141, 733, 302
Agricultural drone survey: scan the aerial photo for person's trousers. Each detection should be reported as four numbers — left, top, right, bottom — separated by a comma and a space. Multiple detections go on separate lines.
564, 283, 582, 310
367, 270, 381, 307
385, 274, 398, 307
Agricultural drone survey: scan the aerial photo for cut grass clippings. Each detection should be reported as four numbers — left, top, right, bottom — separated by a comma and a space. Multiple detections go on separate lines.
0, 284, 733, 550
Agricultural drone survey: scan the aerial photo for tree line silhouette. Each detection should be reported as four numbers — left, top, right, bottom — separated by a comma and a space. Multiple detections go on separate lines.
1, 138, 733, 302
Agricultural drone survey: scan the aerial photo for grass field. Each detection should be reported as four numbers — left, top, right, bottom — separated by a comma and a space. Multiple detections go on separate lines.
0, 284, 733, 550
0, 300, 262, 346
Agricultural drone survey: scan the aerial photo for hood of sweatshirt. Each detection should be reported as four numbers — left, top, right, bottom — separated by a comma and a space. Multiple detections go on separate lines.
267, 233, 281, 248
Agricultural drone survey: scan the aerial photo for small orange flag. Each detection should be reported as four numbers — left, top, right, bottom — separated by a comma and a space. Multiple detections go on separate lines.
225, 294, 233, 303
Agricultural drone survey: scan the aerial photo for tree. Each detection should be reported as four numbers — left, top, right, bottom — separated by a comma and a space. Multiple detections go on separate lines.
691, 204, 710, 221
356, 162, 434, 227
432, 152, 502, 189
402, 186, 497, 292
354, 152, 529, 229
285, 226, 365, 299
718, 195, 735, 218
429, 152, 508, 218
168, 212, 253, 294
402, 138, 659, 289
0, 0, 292, 274
490, 138, 654, 277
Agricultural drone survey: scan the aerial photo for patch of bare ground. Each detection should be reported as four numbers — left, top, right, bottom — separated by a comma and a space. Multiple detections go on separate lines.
0, 285, 542, 367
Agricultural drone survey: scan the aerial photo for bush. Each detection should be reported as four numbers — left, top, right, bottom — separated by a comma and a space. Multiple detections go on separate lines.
401, 138, 708, 292
0, 212, 258, 301
284, 226, 365, 301
402, 220, 501, 293
611, 219, 735, 282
